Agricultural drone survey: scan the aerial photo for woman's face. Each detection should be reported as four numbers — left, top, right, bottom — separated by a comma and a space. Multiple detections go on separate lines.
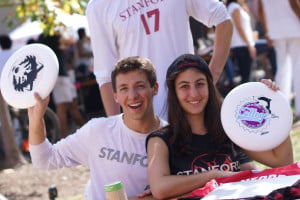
175, 68, 209, 117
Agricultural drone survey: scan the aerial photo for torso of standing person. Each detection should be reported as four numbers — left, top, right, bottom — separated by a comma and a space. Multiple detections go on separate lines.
38, 34, 68, 76
261, 0, 300, 40
77, 37, 93, 67
86, 0, 230, 119
227, 2, 255, 48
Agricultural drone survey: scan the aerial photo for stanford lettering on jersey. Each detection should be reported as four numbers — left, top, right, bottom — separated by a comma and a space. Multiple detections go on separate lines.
177, 161, 240, 175
98, 147, 147, 167
119, 0, 164, 21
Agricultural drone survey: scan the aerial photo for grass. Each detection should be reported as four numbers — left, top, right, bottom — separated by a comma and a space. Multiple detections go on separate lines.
291, 122, 300, 162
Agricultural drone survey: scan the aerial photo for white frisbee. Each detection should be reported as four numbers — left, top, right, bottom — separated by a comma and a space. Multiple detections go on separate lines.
221, 82, 293, 151
0, 43, 58, 109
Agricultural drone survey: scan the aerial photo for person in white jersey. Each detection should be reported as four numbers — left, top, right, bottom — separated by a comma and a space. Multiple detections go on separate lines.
226, 0, 256, 84
86, 0, 233, 119
259, 0, 300, 121
28, 56, 167, 199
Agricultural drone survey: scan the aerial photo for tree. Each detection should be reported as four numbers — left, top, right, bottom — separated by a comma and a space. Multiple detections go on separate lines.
4, 0, 87, 36
0, 92, 27, 169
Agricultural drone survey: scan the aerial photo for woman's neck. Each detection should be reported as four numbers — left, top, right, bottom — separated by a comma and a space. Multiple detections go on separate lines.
186, 113, 207, 135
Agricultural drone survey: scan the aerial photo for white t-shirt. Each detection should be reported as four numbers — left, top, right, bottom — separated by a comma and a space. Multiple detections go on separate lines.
86, 0, 230, 119
227, 2, 255, 48
29, 114, 167, 199
261, 0, 300, 40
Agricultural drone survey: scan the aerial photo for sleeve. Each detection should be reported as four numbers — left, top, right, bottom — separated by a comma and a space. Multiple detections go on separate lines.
85, 1, 118, 87
186, 0, 231, 28
29, 119, 96, 170
145, 130, 170, 152
227, 2, 240, 15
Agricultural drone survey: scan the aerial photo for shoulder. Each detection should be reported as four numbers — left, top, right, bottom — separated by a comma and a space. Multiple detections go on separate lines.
146, 126, 171, 146
86, 0, 106, 9
227, 2, 240, 13
86, 0, 111, 18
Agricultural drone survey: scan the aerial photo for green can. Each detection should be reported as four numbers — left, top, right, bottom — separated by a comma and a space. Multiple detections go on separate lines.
104, 181, 128, 200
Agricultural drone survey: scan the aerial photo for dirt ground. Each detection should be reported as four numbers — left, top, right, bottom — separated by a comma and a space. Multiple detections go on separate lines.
0, 163, 90, 200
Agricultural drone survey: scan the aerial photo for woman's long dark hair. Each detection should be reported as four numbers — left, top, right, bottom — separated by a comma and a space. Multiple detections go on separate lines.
165, 58, 229, 155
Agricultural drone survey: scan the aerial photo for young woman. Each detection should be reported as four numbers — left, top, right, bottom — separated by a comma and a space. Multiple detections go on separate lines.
146, 54, 293, 199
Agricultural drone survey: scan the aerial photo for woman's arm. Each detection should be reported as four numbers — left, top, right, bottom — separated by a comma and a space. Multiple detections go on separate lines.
244, 136, 293, 168
147, 137, 236, 199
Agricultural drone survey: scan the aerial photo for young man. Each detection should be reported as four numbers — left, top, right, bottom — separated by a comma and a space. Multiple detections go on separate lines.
28, 56, 167, 199
86, 0, 233, 119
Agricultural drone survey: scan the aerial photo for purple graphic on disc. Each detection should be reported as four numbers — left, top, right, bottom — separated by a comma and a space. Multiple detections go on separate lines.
237, 102, 268, 129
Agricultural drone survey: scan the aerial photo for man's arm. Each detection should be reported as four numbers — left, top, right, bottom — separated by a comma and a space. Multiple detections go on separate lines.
257, 0, 274, 47
100, 82, 120, 116
289, 0, 300, 20
208, 19, 233, 84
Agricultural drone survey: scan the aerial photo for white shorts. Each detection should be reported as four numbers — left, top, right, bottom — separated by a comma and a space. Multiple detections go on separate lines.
52, 76, 77, 104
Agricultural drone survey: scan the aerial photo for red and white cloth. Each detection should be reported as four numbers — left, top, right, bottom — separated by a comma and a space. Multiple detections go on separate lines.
190, 162, 300, 199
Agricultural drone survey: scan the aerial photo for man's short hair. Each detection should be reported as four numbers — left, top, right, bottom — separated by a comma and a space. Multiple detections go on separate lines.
111, 56, 157, 92
0, 34, 12, 50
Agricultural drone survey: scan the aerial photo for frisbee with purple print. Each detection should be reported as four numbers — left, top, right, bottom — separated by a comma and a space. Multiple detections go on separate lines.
221, 82, 293, 151
0, 43, 58, 109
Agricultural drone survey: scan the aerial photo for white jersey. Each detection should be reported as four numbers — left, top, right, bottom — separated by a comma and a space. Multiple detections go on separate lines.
227, 2, 255, 48
86, 0, 230, 119
29, 114, 167, 199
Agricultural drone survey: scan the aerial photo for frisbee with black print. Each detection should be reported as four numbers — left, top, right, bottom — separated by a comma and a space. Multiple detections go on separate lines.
0, 43, 58, 109
221, 82, 293, 151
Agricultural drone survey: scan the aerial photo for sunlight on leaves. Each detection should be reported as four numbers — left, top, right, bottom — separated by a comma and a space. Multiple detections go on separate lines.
4, 0, 87, 36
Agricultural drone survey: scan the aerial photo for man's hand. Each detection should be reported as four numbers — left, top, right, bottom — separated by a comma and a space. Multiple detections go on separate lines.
28, 92, 49, 145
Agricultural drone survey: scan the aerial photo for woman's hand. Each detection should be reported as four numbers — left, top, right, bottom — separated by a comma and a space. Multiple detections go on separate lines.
260, 79, 279, 92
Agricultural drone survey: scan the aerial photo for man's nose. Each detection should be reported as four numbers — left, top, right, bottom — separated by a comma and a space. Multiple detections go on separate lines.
128, 88, 138, 99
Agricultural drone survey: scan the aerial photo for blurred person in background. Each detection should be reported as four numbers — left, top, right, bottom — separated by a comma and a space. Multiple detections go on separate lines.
75, 27, 93, 81
259, 0, 300, 121
226, 0, 256, 84
38, 31, 85, 138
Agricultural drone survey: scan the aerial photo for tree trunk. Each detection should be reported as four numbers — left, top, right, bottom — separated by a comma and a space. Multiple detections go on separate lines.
0, 91, 27, 169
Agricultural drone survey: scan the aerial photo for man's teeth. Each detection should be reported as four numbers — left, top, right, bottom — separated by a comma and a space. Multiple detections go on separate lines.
130, 103, 141, 107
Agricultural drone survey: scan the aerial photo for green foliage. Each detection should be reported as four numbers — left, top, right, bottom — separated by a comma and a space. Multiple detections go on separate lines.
4, 0, 87, 36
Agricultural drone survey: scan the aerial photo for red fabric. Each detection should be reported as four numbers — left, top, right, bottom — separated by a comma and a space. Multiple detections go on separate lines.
191, 162, 300, 198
